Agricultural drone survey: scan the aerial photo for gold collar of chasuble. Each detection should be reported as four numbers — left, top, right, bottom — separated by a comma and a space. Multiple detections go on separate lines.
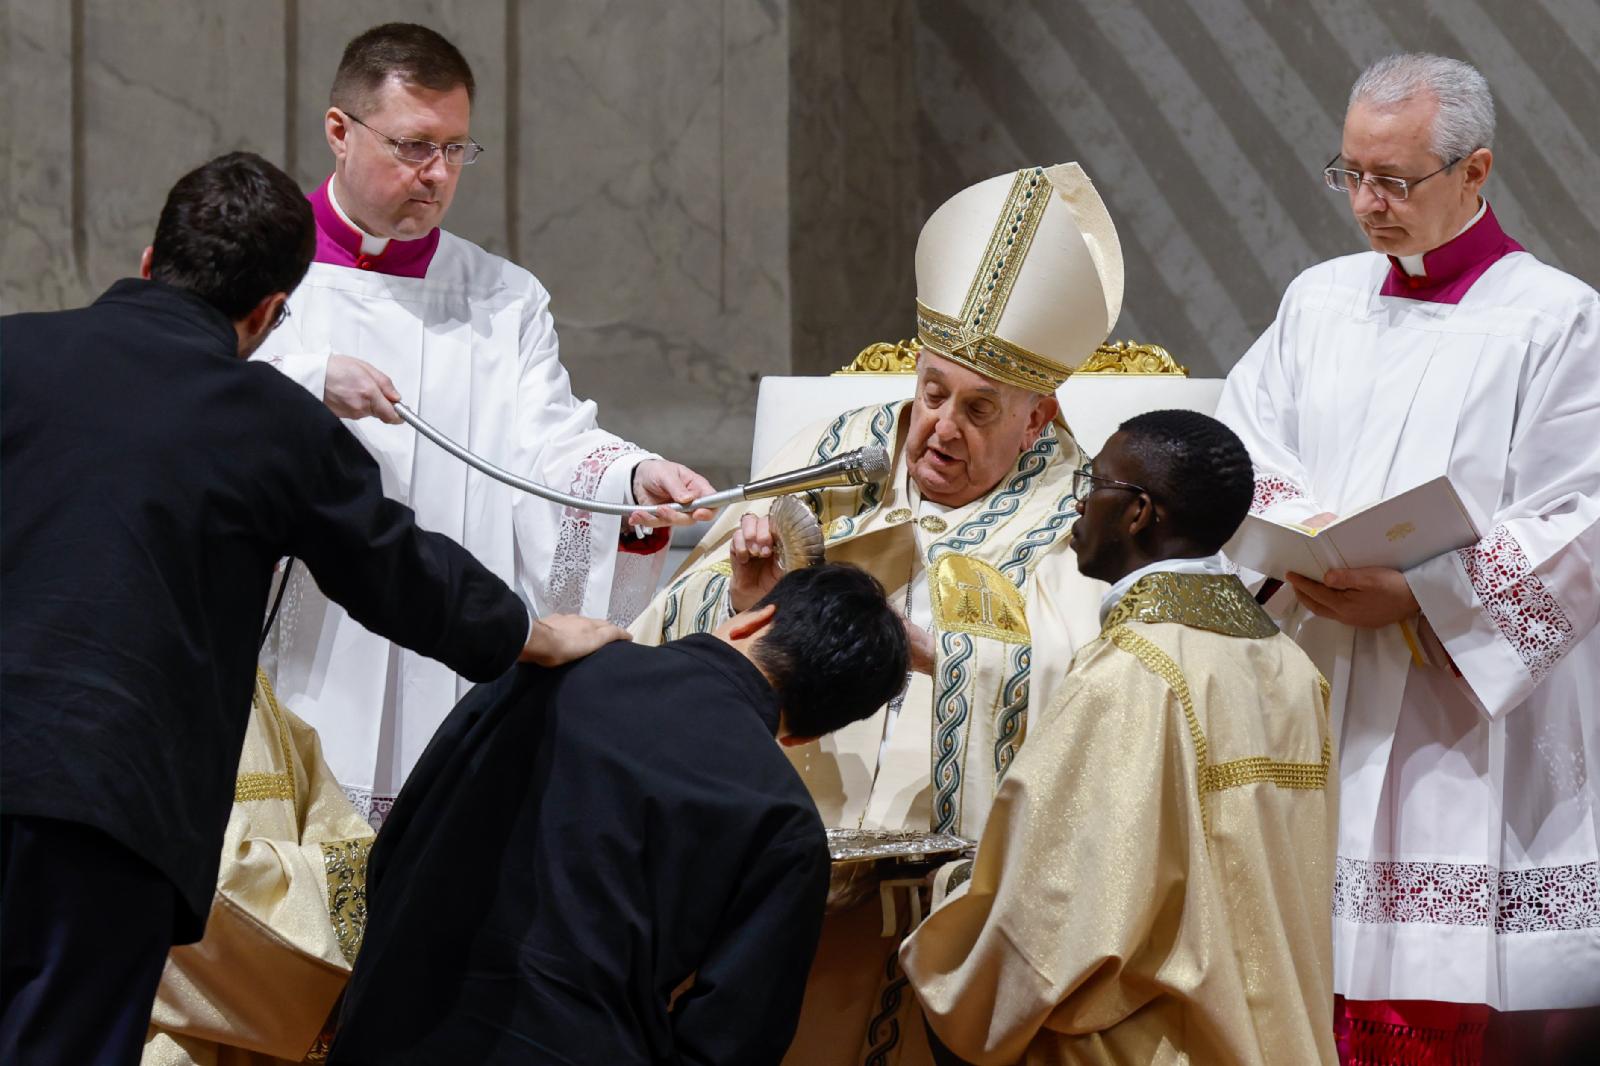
914, 168, 1072, 395
1101, 572, 1279, 640
930, 555, 1029, 644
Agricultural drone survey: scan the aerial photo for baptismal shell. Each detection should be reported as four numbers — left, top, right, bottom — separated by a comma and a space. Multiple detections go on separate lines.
769, 494, 824, 572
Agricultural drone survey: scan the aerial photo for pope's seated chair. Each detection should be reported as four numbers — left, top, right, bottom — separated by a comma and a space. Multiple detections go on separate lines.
750, 338, 1224, 473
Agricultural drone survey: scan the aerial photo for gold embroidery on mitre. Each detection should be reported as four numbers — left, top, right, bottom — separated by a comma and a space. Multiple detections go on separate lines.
914, 168, 1072, 395
930, 556, 1029, 644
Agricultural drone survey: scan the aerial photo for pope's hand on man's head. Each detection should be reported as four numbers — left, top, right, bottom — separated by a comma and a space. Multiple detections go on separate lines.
628, 460, 716, 528
729, 512, 783, 613
520, 613, 631, 667
324, 353, 403, 424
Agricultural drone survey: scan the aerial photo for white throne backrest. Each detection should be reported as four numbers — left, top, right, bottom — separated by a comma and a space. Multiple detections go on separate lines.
751, 340, 1225, 475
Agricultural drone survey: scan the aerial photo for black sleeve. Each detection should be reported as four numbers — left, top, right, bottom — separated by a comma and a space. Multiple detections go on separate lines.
287, 417, 529, 683
670, 826, 831, 1066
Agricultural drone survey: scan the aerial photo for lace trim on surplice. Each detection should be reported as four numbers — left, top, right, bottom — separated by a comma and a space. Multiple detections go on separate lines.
1333, 857, 1600, 934
1457, 524, 1577, 683
546, 441, 646, 615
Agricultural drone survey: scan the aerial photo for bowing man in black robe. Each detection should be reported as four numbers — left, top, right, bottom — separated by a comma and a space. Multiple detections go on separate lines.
0, 153, 626, 1066
332, 563, 911, 1066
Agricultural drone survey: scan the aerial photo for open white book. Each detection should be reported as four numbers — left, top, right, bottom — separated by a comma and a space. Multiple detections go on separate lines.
1224, 475, 1482, 582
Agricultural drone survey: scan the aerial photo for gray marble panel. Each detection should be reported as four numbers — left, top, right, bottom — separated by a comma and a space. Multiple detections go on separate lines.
787, 0, 921, 376
2, 0, 89, 312
78, 0, 285, 291
515, 0, 790, 488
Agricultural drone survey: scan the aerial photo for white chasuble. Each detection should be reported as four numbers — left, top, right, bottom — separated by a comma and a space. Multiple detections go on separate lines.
1217, 243, 1600, 1010
254, 231, 664, 823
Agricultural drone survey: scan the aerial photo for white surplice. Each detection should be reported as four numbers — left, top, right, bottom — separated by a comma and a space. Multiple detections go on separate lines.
253, 231, 666, 824
1217, 244, 1600, 1010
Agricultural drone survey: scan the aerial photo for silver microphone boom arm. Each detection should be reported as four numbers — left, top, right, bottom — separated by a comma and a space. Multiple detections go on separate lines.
395, 402, 649, 517
682, 446, 892, 511
397, 402, 891, 518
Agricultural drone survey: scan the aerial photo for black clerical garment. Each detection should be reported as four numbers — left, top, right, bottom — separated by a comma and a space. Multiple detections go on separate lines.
332, 635, 832, 1066
0, 279, 529, 939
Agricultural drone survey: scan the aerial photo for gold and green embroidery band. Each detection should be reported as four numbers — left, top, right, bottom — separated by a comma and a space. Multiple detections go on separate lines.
914, 168, 1073, 394
962, 168, 1047, 334
1100, 572, 1280, 640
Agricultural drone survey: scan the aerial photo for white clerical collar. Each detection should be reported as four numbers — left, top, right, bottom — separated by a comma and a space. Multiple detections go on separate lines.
1098, 553, 1228, 626
1397, 198, 1486, 277
328, 181, 391, 256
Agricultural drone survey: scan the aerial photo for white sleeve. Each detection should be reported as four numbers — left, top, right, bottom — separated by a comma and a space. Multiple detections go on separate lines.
249, 307, 331, 401
1407, 291, 1600, 718
1214, 286, 1323, 526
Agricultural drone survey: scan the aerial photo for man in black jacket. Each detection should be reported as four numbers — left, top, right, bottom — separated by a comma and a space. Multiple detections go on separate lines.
0, 152, 626, 1066
330, 564, 911, 1066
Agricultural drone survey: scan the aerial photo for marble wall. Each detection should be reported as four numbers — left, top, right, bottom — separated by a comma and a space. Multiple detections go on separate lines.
5, 0, 1597, 477
2, 0, 788, 489
907, 0, 1600, 375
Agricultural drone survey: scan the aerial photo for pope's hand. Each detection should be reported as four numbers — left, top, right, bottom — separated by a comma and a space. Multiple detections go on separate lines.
905, 620, 935, 675
629, 460, 717, 527
1286, 566, 1420, 628
730, 512, 784, 613
519, 614, 632, 667
324, 354, 402, 424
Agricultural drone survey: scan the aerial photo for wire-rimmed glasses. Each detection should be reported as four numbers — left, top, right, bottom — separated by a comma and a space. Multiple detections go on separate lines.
1322, 153, 1463, 202
344, 111, 484, 166
1072, 463, 1152, 502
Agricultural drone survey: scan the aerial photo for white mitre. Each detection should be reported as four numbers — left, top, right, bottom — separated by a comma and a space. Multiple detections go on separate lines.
915, 163, 1124, 394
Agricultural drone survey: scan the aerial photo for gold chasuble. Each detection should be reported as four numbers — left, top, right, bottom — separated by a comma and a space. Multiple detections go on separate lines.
143, 671, 375, 1066
900, 573, 1339, 1065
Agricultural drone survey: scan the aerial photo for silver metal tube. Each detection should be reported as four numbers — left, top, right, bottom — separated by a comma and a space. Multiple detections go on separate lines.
395, 402, 683, 517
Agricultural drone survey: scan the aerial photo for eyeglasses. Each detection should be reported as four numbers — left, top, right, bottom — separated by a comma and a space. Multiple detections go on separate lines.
1072, 463, 1152, 503
270, 301, 292, 331
344, 111, 484, 166
1322, 153, 1463, 202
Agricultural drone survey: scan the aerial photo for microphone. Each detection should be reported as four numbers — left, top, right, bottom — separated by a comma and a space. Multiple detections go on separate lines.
684, 445, 892, 511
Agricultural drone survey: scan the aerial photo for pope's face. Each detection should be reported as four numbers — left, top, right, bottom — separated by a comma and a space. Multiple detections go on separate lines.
906, 353, 1056, 508
327, 77, 471, 240
1339, 96, 1486, 258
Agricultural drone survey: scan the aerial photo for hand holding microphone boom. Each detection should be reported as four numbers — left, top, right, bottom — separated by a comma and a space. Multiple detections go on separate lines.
683, 446, 892, 511
395, 399, 889, 516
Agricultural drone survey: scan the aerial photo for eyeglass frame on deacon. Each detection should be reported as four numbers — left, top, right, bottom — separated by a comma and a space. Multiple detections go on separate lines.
1321, 152, 1465, 202
340, 109, 484, 167
1072, 463, 1155, 504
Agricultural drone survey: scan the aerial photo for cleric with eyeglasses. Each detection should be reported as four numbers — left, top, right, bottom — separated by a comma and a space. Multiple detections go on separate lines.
1215, 52, 1600, 1060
